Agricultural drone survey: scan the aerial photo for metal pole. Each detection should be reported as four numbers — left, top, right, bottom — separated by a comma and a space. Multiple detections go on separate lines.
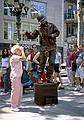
62, 0, 65, 62
16, 15, 21, 43
77, 0, 80, 47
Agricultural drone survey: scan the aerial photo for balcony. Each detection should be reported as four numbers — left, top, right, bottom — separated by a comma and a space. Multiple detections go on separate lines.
64, 12, 75, 22
64, 0, 77, 4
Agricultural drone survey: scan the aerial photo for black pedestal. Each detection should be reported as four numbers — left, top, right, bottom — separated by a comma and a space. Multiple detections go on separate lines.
34, 83, 58, 106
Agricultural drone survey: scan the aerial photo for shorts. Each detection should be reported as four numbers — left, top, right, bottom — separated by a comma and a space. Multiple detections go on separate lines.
54, 63, 60, 73
72, 60, 77, 72
75, 66, 84, 78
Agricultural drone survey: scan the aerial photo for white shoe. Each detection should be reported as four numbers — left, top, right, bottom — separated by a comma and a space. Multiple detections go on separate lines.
80, 88, 84, 92
74, 86, 81, 91
59, 85, 64, 89
11, 107, 19, 112
0, 92, 9, 95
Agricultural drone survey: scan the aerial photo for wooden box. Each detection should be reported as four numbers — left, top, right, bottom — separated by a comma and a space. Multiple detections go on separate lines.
34, 83, 58, 106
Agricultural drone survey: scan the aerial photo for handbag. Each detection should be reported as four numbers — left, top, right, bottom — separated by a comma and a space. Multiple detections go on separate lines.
1, 67, 7, 75
21, 69, 30, 84
80, 61, 84, 67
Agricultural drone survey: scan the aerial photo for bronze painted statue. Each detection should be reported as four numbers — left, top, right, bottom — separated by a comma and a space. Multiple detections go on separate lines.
25, 15, 60, 82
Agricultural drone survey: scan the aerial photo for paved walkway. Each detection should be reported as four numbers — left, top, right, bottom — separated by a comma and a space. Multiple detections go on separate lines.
0, 77, 84, 120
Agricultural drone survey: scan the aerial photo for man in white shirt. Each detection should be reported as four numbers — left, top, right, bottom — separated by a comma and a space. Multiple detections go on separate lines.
53, 48, 64, 89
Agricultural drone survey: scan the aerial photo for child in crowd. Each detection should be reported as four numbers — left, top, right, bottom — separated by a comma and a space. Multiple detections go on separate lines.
54, 48, 64, 89
10, 44, 26, 112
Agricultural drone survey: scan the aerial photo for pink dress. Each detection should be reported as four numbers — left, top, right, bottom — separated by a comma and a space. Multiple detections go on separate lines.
10, 55, 23, 108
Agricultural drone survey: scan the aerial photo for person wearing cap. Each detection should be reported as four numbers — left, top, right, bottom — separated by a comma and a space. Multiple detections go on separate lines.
10, 44, 26, 112
25, 15, 60, 82
27, 44, 39, 83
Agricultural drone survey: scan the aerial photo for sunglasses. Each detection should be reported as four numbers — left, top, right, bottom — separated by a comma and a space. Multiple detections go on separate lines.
33, 46, 37, 48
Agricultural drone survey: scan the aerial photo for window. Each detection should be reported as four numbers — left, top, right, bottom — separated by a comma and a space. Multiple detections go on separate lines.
4, 22, 8, 39
30, 24, 39, 42
22, 23, 30, 41
65, 5, 74, 19
8, 23, 12, 40
4, 7, 11, 16
4, 8, 8, 15
4, 0, 13, 4
25, 0, 30, 3
12, 23, 17, 40
4, 0, 12, 16
4, 21, 17, 40
66, 23, 77, 37
31, 1, 47, 19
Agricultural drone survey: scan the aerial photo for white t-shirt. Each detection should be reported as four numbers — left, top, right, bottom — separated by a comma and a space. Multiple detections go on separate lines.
27, 54, 31, 61
55, 52, 61, 64
2, 57, 10, 68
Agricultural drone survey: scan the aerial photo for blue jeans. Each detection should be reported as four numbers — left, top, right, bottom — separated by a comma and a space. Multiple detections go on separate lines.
3, 67, 11, 93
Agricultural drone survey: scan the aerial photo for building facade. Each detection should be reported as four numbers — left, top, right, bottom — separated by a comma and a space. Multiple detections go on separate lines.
63, 0, 77, 59
0, 0, 64, 61
64, 0, 84, 59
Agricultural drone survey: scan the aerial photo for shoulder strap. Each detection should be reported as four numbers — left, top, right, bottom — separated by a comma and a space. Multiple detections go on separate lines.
31, 52, 37, 62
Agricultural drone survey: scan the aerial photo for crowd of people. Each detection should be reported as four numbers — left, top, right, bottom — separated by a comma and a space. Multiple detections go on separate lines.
66, 44, 84, 91
0, 42, 84, 112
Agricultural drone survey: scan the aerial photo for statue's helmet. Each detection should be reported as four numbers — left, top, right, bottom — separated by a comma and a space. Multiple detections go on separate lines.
37, 15, 46, 22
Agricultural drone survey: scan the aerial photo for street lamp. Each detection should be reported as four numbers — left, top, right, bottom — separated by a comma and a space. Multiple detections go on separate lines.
9, 1, 29, 43
77, 0, 80, 47
77, 0, 84, 47
79, 0, 84, 45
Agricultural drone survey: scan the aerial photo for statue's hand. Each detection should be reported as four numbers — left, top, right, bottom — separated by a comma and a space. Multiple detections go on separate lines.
49, 34, 55, 39
45, 51, 49, 57
25, 31, 31, 38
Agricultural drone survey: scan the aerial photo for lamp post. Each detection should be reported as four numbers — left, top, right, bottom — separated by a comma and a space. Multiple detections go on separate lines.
77, 0, 80, 47
80, 0, 84, 45
9, 1, 29, 43
77, 0, 84, 47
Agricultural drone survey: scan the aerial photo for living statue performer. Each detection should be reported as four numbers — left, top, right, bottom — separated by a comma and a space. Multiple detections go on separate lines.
25, 15, 60, 83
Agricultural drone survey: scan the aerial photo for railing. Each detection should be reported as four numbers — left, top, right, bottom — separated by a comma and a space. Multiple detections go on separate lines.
64, 13, 74, 20
64, 0, 77, 4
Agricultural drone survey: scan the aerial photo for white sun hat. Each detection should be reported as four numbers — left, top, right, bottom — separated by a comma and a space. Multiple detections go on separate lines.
11, 44, 22, 54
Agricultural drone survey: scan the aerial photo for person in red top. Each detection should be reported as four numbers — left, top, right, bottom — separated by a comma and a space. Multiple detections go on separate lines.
33, 51, 47, 83
28, 44, 39, 83
70, 45, 79, 86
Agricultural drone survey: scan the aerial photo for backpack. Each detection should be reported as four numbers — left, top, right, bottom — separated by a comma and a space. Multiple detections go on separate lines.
76, 52, 84, 67
80, 52, 84, 67
21, 69, 30, 84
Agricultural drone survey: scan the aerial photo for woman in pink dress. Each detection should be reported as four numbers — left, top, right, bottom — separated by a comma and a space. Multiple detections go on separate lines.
10, 45, 26, 112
